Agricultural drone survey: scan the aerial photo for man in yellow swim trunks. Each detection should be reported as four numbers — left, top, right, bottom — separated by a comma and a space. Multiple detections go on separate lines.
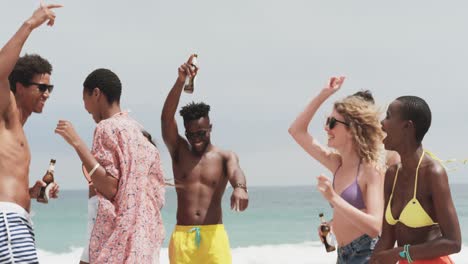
161, 55, 249, 264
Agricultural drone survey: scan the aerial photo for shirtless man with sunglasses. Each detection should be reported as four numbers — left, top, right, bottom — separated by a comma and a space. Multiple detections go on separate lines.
161, 55, 249, 264
0, 3, 61, 263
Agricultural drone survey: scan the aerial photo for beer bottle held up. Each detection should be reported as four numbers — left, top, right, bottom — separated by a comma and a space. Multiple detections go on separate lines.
319, 213, 336, 252
183, 54, 198, 93
37, 159, 56, 203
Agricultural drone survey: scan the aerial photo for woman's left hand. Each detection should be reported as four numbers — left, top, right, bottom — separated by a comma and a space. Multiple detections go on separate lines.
317, 174, 337, 202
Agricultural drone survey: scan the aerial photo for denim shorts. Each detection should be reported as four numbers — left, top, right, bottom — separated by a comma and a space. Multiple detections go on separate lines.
336, 234, 378, 264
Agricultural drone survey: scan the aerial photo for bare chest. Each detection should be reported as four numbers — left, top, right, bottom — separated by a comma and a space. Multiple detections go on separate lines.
0, 124, 30, 159
174, 153, 226, 186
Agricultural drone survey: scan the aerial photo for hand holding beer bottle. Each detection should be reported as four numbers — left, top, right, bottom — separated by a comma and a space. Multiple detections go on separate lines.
183, 54, 198, 93
37, 159, 56, 203
318, 213, 336, 252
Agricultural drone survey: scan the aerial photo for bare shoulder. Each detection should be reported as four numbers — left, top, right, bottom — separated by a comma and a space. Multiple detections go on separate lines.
385, 150, 400, 167
361, 161, 384, 184
426, 155, 446, 173
212, 146, 237, 160
215, 148, 238, 162
423, 156, 449, 187
330, 152, 342, 168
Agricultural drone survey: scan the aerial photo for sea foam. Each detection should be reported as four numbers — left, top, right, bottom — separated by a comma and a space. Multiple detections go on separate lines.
37, 242, 465, 264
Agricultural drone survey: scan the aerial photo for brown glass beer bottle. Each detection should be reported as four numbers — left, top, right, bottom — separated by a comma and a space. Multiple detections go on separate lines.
319, 213, 336, 252
37, 159, 56, 203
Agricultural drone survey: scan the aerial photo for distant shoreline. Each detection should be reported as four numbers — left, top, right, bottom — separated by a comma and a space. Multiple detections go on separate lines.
58, 183, 468, 191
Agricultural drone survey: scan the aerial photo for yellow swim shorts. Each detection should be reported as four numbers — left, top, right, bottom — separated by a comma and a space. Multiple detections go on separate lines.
169, 224, 232, 264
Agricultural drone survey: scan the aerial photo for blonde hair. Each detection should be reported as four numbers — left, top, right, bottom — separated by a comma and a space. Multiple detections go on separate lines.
334, 96, 385, 168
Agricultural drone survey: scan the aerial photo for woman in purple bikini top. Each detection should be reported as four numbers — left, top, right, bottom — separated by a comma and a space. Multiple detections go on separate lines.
332, 161, 366, 210
289, 77, 386, 264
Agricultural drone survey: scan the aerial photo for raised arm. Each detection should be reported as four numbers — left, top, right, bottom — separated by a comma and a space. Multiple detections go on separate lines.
288, 76, 345, 172
226, 151, 249, 212
0, 2, 62, 114
161, 55, 197, 156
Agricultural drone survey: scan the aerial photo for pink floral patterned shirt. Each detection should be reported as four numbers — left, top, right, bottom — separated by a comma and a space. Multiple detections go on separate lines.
89, 112, 165, 264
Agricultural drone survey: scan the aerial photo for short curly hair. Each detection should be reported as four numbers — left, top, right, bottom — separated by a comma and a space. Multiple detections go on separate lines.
9, 54, 52, 93
83, 68, 122, 104
334, 96, 385, 166
179, 102, 210, 123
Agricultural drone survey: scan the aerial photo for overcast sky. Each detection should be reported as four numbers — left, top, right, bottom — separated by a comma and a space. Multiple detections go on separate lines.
2, 0, 467, 189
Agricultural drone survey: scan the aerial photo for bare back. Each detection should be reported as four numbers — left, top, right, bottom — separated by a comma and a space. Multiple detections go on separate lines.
172, 141, 230, 225
0, 91, 32, 211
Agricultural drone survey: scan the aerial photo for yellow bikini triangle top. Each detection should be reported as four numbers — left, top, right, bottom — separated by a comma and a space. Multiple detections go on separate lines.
385, 151, 437, 228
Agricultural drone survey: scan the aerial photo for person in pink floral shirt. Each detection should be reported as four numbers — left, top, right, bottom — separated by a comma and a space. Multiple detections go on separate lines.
55, 68, 165, 264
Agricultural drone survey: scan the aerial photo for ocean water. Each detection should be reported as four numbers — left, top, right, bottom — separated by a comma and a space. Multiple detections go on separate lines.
31, 186, 467, 263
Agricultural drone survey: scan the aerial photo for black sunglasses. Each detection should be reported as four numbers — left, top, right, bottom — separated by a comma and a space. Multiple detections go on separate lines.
326, 117, 349, 129
185, 129, 209, 140
27, 82, 54, 93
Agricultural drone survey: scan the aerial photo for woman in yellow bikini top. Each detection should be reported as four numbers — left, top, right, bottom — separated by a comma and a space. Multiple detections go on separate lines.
370, 96, 461, 264
385, 151, 437, 228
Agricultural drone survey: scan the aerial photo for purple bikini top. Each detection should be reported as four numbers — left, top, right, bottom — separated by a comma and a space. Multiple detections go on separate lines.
332, 161, 366, 210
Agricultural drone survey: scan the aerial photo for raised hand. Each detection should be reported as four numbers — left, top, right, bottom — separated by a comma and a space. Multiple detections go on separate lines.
177, 54, 198, 83
55, 120, 82, 148
26, 1, 63, 29
321, 76, 346, 97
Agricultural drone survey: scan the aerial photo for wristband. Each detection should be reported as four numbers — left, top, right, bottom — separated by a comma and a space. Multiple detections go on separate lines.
405, 244, 413, 263
399, 244, 413, 263
88, 163, 100, 179
234, 183, 248, 192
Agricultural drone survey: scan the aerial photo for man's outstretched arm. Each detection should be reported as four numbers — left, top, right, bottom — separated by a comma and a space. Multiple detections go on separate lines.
227, 151, 249, 212
161, 55, 196, 156
0, 2, 62, 114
